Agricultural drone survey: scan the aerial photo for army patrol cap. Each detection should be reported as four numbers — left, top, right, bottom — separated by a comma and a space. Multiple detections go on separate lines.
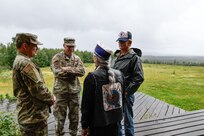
64, 37, 76, 47
16, 33, 43, 45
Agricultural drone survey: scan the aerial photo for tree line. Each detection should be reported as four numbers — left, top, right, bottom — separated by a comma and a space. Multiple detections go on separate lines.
1, 39, 204, 72
142, 56, 204, 66
0, 40, 93, 71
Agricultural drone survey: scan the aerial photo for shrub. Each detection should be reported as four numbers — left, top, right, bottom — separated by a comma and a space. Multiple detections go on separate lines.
5, 94, 17, 103
0, 112, 21, 136
0, 94, 4, 103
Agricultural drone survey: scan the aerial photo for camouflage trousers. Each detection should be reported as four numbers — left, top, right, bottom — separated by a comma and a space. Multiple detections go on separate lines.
19, 121, 48, 136
53, 93, 80, 136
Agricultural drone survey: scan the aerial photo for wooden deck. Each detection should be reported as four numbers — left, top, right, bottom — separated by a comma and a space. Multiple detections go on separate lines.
47, 92, 189, 136
46, 92, 187, 135
134, 109, 204, 135
132, 92, 186, 121
1, 92, 204, 135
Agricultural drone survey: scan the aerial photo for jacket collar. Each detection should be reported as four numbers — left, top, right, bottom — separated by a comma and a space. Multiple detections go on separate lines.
114, 48, 142, 57
17, 52, 31, 60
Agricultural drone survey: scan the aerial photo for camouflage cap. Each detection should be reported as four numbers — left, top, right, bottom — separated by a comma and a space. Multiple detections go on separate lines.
64, 37, 76, 47
15, 33, 43, 45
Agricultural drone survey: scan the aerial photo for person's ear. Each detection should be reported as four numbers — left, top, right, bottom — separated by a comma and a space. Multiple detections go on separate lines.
22, 43, 27, 50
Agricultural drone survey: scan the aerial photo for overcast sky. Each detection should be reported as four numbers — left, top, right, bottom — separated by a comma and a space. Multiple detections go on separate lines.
0, 0, 204, 56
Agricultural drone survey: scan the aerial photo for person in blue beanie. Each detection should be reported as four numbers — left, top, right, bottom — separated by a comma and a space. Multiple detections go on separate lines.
81, 42, 124, 136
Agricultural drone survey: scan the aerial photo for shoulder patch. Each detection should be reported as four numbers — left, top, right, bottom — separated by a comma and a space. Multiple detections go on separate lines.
22, 63, 41, 83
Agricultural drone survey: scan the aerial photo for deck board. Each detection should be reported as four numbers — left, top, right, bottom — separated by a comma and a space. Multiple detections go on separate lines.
134, 110, 204, 136
4, 92, 201, 136
135, 95, 155, 120
133, 92, 186, 122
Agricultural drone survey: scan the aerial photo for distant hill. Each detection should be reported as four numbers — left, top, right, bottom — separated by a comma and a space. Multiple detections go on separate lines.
142, 56, 204, 66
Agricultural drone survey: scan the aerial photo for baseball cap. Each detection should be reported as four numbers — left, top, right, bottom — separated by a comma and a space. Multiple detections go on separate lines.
116, 31, 132, 42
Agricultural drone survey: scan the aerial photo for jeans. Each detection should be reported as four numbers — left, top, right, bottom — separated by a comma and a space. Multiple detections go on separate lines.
120, 94, 135, 136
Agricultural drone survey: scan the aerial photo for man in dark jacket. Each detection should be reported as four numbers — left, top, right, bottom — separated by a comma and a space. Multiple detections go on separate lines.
81, 42, 124, 136
111, 31, 144, 136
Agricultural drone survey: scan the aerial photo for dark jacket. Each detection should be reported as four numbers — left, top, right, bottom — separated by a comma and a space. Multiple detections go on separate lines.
111, 48, 144, 95
81, 66, 124, 129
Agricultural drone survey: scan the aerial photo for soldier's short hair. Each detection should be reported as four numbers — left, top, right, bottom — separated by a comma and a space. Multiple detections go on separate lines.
15, 33, 43, 48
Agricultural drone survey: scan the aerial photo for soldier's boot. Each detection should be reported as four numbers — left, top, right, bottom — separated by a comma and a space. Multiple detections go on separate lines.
55, 124, 65, 136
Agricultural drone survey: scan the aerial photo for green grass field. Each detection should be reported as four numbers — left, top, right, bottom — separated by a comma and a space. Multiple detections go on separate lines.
0, 63, 204, 111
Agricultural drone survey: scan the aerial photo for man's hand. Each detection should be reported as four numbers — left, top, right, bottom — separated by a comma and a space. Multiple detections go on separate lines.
51, 95, 56, 105
81, 128, 90, 136
61, 67, 69, 72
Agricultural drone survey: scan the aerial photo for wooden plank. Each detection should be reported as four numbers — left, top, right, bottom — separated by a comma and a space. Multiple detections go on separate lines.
172, 106, 179, 115
142, 99, 160, 119
179, 108, 186, 114
134, 110, 204, 135
175, 129, 204, 136
135, 110, 204, 127
135, 96, 156, 121
154, 123, 204, 136
157, 103, 169, 118
165, 104, 174, 116
137, 119, 204, 136
132, 94, 150, 122
134, 92, 148, 108
134, 94, 153, 117
122, 92, 187, 125
135, 114, 204, 132
134, 92, 143, 100
150, 100, 165, 119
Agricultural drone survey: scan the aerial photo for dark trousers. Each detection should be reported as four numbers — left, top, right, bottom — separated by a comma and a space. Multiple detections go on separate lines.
90, 123, 119, 136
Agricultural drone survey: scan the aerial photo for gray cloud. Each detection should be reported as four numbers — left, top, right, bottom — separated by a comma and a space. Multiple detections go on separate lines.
0, 0, 204, 56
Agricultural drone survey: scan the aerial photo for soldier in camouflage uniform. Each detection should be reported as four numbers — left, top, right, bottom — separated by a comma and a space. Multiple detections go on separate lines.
51, 37, 85, 136
12, 33, 56, 136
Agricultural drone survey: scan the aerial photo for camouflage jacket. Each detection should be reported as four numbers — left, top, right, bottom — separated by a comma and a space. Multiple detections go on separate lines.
51, 51, 85, 94
12, 52, 54, 125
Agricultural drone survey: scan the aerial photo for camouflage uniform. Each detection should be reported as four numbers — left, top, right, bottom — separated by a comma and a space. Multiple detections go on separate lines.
51, 37, 85, 136
12, 33, 54, 136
